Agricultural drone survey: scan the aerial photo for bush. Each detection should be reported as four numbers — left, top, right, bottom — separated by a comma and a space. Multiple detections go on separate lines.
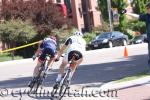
126, 20, 146, 34
0, 53, 23, 62
83, 32, 97, 43
1, 0, 69, 34
0, 19, 37, 44
0, 19, 37, 58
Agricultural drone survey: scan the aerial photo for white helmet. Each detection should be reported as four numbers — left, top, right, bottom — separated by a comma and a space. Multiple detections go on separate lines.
73, 31, 83, 37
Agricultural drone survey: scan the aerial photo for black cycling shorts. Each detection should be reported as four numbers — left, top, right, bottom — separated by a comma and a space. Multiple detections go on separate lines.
68, 50, 83, 62
38, 48, 55, 62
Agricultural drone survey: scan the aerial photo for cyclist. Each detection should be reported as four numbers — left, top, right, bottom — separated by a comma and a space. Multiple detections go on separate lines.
55, 31, 86, 83
29, 33, 58, 86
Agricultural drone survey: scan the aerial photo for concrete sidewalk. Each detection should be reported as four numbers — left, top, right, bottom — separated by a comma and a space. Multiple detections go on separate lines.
100, 75, 150, 91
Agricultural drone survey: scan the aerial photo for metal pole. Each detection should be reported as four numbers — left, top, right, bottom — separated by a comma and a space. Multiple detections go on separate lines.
107, 0, 113, 32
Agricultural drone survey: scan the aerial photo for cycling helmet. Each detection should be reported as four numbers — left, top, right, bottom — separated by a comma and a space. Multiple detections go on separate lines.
50, 35, 56, 41
73, 31, 83, 37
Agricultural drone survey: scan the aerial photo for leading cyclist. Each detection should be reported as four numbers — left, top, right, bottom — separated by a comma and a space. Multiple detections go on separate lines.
29, 33, 58, 85
55, 31, 86, 83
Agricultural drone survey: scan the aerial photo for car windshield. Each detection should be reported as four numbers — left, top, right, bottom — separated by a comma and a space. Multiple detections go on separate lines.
96, 33, 111, 39
134, 36, 143, 40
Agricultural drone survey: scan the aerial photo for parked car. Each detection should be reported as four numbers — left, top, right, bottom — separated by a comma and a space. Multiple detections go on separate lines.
88, 31, 128, 49
131, 34, 148, 44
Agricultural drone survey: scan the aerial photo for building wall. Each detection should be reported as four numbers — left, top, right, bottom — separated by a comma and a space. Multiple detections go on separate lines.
71, 0, 84, 31
52, 0, 101, 31
89, 0, 101, 27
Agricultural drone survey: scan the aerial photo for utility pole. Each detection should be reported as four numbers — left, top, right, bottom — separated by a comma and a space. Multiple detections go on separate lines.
81, 0, 91, 32
107, 0, 113, 32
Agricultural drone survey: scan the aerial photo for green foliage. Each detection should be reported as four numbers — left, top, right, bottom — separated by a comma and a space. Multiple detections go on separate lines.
94, 22, 110, 33
97, 0, 108, 21
115, 0, 127, 32
126, 20, 146, 33
132, 0, 148, 13
0, 19, 37, 44
0, 53, 23, 62
1, 1, 69, 34
98, 0, 127, 32
83, 32, 97, 43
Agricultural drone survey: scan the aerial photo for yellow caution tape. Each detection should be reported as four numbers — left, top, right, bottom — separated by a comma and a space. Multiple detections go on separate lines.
0, 41, 39, 53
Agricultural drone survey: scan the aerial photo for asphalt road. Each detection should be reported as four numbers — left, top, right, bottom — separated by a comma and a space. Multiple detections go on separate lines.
0, 44, 149, 100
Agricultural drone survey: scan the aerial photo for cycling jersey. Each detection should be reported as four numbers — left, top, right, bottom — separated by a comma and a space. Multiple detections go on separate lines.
63, 35, 86, 62
41, 37, 57, 51
38, 37, 57, 62
65, 35, 86, 54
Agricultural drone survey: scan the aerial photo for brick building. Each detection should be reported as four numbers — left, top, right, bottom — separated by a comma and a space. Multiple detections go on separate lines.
53, 0, 101, 31
0, 0, 102, 50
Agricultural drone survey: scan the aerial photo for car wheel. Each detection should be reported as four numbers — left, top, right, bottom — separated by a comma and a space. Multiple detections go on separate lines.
122, 39, 127, 46
141, 41, 144, 43
108, 41, 113, 48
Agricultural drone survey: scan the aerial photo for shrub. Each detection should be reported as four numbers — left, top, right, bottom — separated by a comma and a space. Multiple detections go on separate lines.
0, 19, 37, 58
126, 20, 146, 34
0, 19, 37, 45
83, 32, 97, 43
1, 0, 69, 34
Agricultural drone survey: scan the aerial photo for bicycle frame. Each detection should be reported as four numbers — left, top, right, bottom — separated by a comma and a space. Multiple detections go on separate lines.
51, 54, 77, 99
29, 55, 50, 93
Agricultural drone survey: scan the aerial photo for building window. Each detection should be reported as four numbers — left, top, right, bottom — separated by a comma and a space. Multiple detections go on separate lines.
56, 0, 61, 3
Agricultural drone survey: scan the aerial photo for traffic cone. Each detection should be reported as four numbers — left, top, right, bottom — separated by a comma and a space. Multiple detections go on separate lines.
124, 46, 128, 58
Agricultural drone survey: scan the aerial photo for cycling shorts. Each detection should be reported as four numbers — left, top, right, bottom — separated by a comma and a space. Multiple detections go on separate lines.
38, 48, 56, 62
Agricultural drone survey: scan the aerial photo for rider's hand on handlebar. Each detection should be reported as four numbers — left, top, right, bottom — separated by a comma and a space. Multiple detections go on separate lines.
32, 55, 36, 60
119, 9, 127, 14
55, 58, 59, 62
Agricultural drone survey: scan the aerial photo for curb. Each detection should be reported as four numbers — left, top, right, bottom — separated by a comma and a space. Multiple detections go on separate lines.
100, 76, 150, 91
0, 58, 32, 66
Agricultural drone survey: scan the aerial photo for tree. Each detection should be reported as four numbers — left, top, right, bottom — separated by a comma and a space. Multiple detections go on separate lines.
132, 0, 148, 14
97, 0, 108, 21
0, 0, 69, 35
0, 19, 37, 47
98, 0, 127, 32
116, 0, 127, 32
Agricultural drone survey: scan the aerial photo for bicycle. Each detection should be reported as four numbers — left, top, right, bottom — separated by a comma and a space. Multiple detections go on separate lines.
51, 53, 79, 100
28, 54, 50, 93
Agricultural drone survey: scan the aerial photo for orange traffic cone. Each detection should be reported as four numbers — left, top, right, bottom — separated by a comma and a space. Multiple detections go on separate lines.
124, 46, 128, 58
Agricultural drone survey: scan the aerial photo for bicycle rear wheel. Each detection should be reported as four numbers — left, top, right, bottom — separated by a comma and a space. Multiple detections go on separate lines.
58, 83, 69, 100
58, 72, 71, 100
51, 83, 59, 98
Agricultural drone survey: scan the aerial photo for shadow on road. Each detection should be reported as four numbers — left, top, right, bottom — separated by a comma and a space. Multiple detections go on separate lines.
0, 54, 149, 89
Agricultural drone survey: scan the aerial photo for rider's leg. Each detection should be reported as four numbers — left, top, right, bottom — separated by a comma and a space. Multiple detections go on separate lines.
70, 58, 83, 78
47, 54, 57, 69
56, 59, 68, 82
33, 61, 42, 77
33, 48, 47, 77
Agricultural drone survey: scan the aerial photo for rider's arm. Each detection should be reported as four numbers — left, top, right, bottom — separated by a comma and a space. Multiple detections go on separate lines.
57, 38, 72, 58
125, 12, 139, 19
34, 40, 43, 56
125, 12, 148, 22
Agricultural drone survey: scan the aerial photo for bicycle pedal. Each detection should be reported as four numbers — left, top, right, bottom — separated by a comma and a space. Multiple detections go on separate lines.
66, 86, 70, 89
28, 81, 33, 88
53, 83, 59, 89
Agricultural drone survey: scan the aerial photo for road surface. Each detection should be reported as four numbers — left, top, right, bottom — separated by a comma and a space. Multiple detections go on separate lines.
0, 44, 149, 100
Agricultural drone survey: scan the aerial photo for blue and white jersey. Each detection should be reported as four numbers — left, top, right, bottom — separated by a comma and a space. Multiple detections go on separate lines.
41, 37, 57, 51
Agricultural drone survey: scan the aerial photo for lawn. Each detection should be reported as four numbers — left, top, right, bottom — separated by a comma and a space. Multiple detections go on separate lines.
0, 53, 23, 62
115, 72, 150, 83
